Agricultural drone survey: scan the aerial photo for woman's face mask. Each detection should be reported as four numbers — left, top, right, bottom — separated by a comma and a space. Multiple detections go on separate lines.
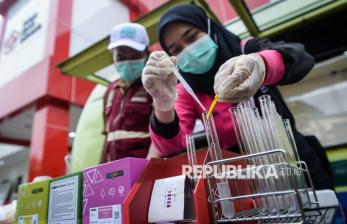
115, 58, 146, 82
176, 34, 218, 74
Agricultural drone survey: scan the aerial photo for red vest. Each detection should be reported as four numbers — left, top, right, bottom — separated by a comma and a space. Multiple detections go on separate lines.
103, 79, 152, 161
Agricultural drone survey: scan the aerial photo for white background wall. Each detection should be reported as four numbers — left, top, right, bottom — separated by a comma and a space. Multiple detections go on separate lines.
0, 0, 51, 87
69, 0, 129, 57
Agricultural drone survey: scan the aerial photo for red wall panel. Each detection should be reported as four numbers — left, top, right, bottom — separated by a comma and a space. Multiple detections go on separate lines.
46, 0, 94, 107
29, 101, 69, 180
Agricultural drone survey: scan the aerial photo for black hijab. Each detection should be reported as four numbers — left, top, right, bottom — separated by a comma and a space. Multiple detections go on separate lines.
158, 4, 242, 94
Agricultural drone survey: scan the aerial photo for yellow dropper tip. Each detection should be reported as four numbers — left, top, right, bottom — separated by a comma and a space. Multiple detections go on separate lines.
207, 95, 219, 119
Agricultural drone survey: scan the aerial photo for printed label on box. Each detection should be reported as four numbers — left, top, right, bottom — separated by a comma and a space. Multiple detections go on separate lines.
90, 205, 121, 224
18, 214, 38, 224
48, 176, 79, 224
148, 175, 194, 223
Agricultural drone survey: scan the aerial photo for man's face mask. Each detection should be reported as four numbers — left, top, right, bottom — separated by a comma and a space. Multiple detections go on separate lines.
115, 58, 146, 82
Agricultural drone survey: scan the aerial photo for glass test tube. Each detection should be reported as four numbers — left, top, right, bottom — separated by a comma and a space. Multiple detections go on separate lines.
231, 106, 270, 213
259, 95, 299, 213
202, 112, 235, 218
186, 134, 198, 186
234, 102, 279, 213
283, 119, 309, 207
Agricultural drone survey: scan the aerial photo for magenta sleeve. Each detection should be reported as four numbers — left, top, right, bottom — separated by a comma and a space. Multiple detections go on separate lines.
149, 84, 199, 155
258, 50, 285, 85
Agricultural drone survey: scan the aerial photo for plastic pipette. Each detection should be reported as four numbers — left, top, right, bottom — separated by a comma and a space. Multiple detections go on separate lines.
169, 64, 206, 112
207, 95, 219, 118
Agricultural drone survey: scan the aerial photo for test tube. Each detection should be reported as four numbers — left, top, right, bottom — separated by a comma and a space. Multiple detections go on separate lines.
235, 101, 280, 213
283, 119, 309, 207
260, 95, 300, 213
186, 134, 198, 186
231, 106, 271, 213
283, 119, 300, 162
248, 106, 282, 213
203, 113, 223, 162
229, 96, 304, 214
259, 95, 280, 155
202, 112, 235, 218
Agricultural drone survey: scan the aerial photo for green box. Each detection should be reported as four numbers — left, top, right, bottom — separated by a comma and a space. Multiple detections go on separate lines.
48, 172, 83, 224
15, 180, 50, 224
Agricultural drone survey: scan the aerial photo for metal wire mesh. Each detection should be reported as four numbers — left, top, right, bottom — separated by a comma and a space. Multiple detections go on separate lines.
205, 150, 336, 223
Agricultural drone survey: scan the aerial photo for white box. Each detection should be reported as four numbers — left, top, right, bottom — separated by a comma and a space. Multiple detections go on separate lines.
148, 175, 194, 223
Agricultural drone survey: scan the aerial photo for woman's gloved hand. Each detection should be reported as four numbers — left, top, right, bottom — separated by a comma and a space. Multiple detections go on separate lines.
214, 53, 266, 103
142, 51, 178, 111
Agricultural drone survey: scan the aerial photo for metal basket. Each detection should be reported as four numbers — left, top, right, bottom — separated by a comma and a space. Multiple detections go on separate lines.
204, 149, 337, 223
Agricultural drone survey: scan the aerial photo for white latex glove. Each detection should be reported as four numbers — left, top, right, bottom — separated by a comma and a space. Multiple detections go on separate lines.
142, 51, 178, 112
0, 200, 16, 224
214, 53, 266, 103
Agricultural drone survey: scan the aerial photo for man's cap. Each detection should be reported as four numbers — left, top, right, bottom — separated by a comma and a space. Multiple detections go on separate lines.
108, 23, 149, 51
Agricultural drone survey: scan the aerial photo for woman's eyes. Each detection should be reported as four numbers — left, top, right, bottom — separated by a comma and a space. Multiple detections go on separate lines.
170, 32, 198, 55
172, 47, 182, 56
187, 34, 197, 42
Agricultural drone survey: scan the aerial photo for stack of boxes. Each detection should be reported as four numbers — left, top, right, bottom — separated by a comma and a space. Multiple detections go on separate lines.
15, 158, 148, 224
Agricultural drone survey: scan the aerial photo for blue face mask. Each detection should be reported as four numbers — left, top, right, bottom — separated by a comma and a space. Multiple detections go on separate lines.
176, 35, 218, 74
115, 58, 145, 82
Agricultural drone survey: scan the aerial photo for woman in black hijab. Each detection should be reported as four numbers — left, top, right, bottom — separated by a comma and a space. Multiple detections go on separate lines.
142, 4, 334, 190
158, 4, 241, 94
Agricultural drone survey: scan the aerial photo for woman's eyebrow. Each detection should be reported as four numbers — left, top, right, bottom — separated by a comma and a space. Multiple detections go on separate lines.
182, 28, 194, 39
167, 28, 194, 51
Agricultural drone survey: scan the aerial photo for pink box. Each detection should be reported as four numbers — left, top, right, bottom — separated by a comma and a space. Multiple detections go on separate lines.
83, 157, 148, 224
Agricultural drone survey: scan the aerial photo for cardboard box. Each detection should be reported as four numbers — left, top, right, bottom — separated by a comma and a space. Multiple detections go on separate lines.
15, 180, 50, 224
48, 172, 83, 224
83, 157, 148, 224
148, 175, 195, 223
